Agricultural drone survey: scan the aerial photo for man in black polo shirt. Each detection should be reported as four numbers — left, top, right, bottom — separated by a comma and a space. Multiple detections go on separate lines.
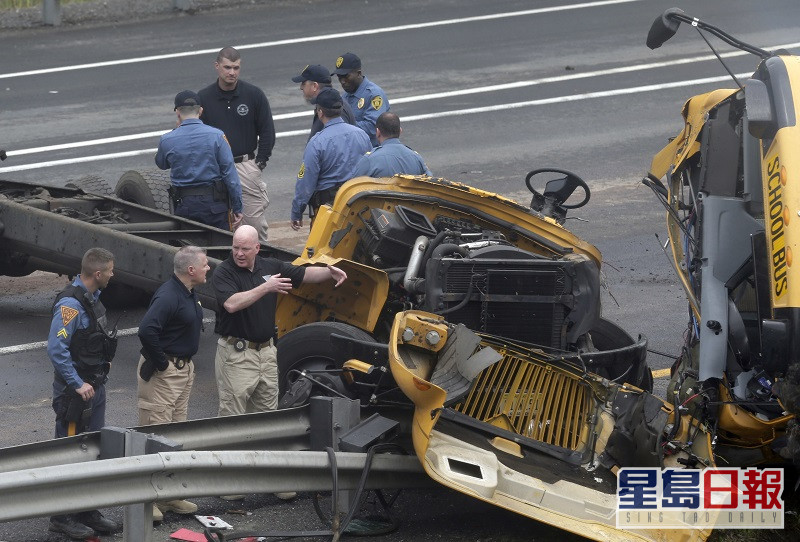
212, 225, 347, 417
137, 245, 209, 521
199, 47, 275, 243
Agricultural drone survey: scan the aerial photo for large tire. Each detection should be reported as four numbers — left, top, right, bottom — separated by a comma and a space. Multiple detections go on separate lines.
115, 170, 171, 211
0, 249, 33, 277
65, 175, 113, 196
277, 322, 376, 404
588, 318, 652, 391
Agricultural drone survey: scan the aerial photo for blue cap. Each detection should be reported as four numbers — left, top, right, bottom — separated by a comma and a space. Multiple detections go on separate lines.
311, 87, 343, 109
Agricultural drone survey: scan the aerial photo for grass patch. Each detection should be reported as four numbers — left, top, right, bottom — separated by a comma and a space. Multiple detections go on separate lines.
0, 0, 93, 10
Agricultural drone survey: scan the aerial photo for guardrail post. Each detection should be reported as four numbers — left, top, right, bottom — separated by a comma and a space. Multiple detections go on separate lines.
100, 427, 181, 542
42, 0, 61, 25
124, 431, 153, 542
309, 397, 361, 517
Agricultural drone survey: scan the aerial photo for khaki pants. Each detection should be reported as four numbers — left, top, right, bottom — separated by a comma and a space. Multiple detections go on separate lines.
137, 355, 195, 425
215, 337, 278, 416
236, 159, 270, 242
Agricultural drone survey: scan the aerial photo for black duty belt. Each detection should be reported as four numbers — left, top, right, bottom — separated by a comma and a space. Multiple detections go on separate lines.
223, 335, 274, 352
174, 184, 215, 198
309, 184, 342, 218
165, 355, 192, 369
233, 152, 255, 163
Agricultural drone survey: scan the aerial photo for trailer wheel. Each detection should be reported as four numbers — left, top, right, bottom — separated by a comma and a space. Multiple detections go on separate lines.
115, 170, 171, 211
66, 175, 113, 196
277, 322, 375, 406
0, 249, 33, 277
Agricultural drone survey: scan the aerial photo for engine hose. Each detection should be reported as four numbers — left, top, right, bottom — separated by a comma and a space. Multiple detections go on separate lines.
418, 230, 457, 274
438, 277, 475, 316
403, 236, 430, 293
430, 242, 468, 261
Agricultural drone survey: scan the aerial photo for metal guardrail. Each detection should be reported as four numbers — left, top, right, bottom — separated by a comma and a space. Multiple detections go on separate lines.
0, 406, 313, 474
0, 449, 430, 522
0, 399, 430, 542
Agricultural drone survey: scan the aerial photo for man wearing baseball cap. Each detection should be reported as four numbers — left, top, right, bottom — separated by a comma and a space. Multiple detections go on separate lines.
292, 64, 356, 140
332, 52, 390, 146
290, 87, 371, 230
155, 90, 243, 231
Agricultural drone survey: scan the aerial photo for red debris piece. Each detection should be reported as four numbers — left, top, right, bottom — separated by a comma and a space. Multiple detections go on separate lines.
169, 527, 208, 542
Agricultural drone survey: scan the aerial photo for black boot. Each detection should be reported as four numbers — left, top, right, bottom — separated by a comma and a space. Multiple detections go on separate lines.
76, 509, 121, 533
48, 514, 95, 540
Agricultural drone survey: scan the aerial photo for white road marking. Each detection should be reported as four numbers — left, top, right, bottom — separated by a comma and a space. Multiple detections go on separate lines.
0, 0, 641, 80
0, 72, 747, 173
3, 39, 798, 173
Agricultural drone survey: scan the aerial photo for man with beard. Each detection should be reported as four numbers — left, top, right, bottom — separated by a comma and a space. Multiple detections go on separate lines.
291, 63, 355, 140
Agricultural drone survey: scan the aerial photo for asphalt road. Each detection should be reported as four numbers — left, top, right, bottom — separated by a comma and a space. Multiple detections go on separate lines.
1, 0, 800, 540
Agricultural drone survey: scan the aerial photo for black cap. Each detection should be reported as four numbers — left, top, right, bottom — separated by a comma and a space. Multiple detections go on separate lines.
332, 52, 361, 75
174, 90, 202, 110
311, 87, 343, 109
292, 64, 332, 84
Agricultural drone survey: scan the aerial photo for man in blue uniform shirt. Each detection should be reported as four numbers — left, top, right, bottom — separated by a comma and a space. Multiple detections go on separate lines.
332, 52, 390, 146
156, 90, 243, 231
290, 88, 372, 230
350, 112, 432, 178
48, 247, 120, 539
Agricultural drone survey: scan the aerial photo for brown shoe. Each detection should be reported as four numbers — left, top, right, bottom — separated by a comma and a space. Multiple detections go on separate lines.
152, 503, 163, 523
156, 499, 198, 515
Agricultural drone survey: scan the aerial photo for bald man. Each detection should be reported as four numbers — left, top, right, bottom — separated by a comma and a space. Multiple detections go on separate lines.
212, 225, 346, 417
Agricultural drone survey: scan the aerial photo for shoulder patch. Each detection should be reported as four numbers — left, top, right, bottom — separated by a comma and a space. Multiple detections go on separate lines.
60, 305, 79, 327
298, 162, 305, 179
357, 97, 365, 109
371, 96, 383, 110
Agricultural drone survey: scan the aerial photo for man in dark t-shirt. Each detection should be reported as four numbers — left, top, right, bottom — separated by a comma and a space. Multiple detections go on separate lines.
212, 225, 347, 416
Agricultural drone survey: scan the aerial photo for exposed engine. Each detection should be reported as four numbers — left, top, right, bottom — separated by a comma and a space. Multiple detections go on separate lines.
355, 204, 600, 351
